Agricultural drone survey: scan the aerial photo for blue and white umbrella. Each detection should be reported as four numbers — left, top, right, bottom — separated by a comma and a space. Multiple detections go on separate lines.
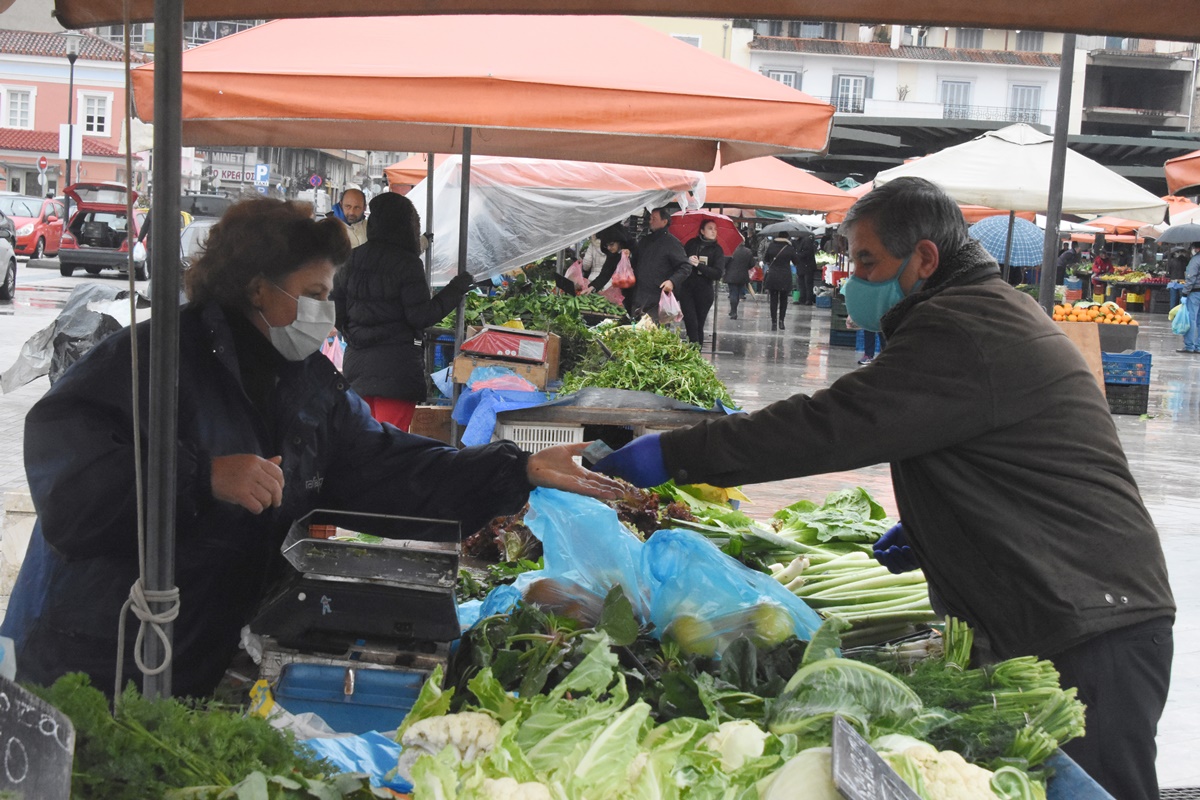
968, 215, 1045, 267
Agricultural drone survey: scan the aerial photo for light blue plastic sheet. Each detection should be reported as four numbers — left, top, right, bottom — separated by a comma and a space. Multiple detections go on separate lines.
452, 388, 548, 446
300, 731, 410, 794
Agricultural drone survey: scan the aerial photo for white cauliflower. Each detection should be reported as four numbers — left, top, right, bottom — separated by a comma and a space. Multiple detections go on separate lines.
698, 720, 769, 771
396, 711, 501, 782
908, 748, 995, 800
480, 776, 554, 800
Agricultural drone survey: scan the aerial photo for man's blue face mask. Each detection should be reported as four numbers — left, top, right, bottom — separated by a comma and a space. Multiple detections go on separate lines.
840, 253, 923, 333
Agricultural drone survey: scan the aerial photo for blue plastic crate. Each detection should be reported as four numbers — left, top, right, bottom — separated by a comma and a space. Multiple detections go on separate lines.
814, 295, 833, 308
1101, 350, 1151, 385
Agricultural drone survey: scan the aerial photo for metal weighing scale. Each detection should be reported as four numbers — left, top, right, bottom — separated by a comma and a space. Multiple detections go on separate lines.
249, 509, 461, 733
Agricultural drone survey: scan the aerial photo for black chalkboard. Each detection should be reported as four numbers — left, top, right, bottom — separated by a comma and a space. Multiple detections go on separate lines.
0, 677, 74, 799
831, 715, 922, 800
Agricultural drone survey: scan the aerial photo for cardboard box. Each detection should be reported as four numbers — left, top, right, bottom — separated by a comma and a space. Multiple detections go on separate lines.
409, 405, 454, 444
453, 355, 553, 389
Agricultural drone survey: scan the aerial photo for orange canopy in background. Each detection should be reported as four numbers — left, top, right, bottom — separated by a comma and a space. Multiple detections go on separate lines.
55, 0, 1200, 41
131, 16, 835, 172
1085, 216, 1144, 235
703, 157, 854, 214
1162, 194, 1199, 221
1071, 233, 1140, 244
1165, 151, 1200, 195
384, 154, 450, 192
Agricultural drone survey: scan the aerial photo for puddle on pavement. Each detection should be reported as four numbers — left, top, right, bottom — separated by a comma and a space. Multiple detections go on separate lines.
0, 283, 76, 314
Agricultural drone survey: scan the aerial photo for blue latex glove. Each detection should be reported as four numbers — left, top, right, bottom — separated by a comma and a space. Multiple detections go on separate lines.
873, 521, 920, 574
592, 433, 668, 488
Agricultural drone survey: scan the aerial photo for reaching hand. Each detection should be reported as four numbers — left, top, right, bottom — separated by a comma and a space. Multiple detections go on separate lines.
211, 454, 284, 514
872, 521, 920, 574
526, 443, 625, 500
592, 433, 668, 488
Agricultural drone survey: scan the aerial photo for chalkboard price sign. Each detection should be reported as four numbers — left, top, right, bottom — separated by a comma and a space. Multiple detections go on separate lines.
831, 715, 921, 800
0, 676, 74, 799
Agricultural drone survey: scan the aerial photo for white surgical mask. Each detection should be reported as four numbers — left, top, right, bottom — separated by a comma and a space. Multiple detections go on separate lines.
260, 284, 335, 361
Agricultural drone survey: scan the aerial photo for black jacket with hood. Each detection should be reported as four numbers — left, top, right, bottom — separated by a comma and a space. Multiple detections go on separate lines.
334, 193, 470, 402
660, 240, 1174, 661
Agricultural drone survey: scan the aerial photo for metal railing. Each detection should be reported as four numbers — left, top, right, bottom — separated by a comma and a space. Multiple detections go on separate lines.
942, 104, 1043, 123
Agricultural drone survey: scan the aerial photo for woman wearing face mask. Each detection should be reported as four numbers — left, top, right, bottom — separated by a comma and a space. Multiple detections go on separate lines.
1, 198, 624, 699
334, 192, 473, 432
679, 220, 726, 345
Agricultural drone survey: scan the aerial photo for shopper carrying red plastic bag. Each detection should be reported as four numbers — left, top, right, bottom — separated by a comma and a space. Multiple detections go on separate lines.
611, 251, 636, 288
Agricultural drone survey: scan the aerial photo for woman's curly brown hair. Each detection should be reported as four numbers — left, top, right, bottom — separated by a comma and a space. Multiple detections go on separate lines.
185, 199, 351, 308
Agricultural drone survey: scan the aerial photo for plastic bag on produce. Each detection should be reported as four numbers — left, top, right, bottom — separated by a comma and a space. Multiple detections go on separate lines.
514, 488, 651, 623
658, 289, 683, 324
601, 285, 626, 306
503, 490, 822, 656
1172, 302, 1191, 335
565, 259, 588, 292
611, 251, 636, 288
644, 529, 823, 656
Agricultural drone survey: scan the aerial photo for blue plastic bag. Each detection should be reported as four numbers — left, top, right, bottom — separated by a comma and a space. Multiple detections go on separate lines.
300, 731, 409, 793
509, 489, 822, 655
1172, 300, 1191, 335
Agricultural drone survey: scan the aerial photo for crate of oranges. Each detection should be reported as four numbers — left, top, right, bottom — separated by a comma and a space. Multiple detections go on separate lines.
1051, 301, 1138, 326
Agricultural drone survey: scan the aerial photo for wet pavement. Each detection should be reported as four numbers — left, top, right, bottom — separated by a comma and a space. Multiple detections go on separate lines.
702, 290, 1200, 789
0, 274, 1195, 786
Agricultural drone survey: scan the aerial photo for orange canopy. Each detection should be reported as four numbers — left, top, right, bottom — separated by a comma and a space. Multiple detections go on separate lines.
131, 16, 834, 172
703, 157, 854, 214
384, 154, 450, 191
1085, 216, 1144, 235
55, 0, 1200, 41
1162, 194, 1199, 221
1071, 233, 1140, 244
1165, 151, 1200, 195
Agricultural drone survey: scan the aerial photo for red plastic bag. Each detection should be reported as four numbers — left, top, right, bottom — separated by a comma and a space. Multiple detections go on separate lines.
658, 289, 682, 324
749, 265, 764, 282
611, 251, 636, 288
565, 259, 588, 292
601, 286, 626, 306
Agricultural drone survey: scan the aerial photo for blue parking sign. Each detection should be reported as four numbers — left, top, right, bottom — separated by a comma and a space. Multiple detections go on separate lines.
254, 163, 270, 185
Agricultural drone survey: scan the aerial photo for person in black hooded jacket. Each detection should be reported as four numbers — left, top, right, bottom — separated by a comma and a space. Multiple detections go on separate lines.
334, 192, 473, 431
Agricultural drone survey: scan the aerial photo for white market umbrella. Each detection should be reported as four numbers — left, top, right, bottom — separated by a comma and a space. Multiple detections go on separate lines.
874, 124, 1167, 225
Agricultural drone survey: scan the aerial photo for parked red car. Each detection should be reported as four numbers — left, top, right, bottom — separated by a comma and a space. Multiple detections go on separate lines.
57, 183, 146, 279
0, 194, 64, 259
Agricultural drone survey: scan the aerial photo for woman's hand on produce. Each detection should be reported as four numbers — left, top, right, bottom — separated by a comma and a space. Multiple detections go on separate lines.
211, 454, 284, 514
526, 443, 625, 499
660, 280, 674, 293
592, 433, 668, 488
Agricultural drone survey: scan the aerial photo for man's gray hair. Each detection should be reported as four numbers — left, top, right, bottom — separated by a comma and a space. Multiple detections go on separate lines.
842, 176, 970, 259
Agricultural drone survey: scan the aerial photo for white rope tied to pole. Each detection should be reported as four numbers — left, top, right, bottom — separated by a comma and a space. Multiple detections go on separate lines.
115, 579, 180, 700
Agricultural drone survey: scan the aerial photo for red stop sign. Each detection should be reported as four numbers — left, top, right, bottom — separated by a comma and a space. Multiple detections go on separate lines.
37, 156, 47, 171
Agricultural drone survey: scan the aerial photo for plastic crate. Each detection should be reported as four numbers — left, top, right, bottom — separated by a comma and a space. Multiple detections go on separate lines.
494, 421, 584, 453
1064, 289, 1083, 303
1105, 382, 1149, 415
830, 329, 865, 348
275, 663, 426, 735
1102, 350, 1151, 385
814, 295, 833, 308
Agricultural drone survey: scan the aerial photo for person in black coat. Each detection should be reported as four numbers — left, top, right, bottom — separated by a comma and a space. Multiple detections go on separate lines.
587, 223, 636, 302
680, 220, 726, 344
334, 192, 473, 431
793, 232, 819, 305
763, 236, 798, 330
724, 241, 753, 319
630, 207, 696, 320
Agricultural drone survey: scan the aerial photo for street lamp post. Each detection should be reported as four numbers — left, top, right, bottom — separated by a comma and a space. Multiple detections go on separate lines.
63, 31, 82, 218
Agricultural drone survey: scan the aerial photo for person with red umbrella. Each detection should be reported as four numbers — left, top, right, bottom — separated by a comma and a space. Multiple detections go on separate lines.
679, 219, 726, 344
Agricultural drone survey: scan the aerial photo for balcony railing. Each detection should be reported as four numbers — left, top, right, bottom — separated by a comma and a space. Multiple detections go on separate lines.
809, 96, 866, 114
943, 104, 1043, 124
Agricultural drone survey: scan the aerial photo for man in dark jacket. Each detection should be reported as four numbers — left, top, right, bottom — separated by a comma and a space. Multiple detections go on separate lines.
629, 207, 695, 320
595, 177, 1174, 800
724, 241, 753, 319
793, 232, 819, 305
334, 192, 472, 430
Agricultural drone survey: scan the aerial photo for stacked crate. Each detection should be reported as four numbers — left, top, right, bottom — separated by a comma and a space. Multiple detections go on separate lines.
1101, 350, 1151, 415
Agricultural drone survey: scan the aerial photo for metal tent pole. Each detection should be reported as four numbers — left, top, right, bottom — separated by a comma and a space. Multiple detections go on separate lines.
424, 153, 435, 285
1003, 211, 1016, 283
1040, 33, 1078, 315
144, 0, 183, 699
449, 129, 472, 445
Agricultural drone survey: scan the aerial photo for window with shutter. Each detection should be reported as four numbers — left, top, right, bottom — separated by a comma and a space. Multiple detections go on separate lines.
1015, 30, 1044, 51
1008, 85, 1042, 123
767, 71, 797, 89
940, 81, 972, 119
831, 75, 867, 113
957, 28, 983, 48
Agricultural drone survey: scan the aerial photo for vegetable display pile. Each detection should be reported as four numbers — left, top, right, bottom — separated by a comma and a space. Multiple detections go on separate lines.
559, 325, 734, 408
403, 488, 1086, 799
31, 674, 385, 800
